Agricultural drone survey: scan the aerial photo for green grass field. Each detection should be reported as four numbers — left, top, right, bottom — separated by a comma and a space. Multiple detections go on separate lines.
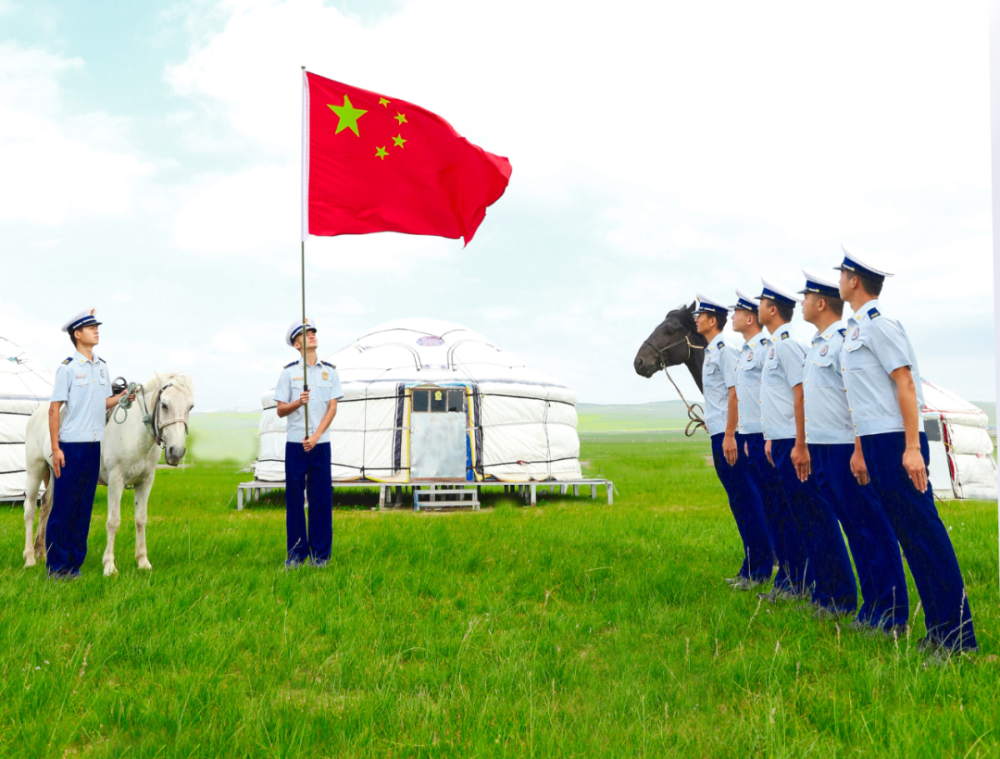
0, 427, 998, 757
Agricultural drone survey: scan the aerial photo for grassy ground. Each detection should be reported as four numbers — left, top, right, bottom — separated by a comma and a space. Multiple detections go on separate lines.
0, 433, 997, 758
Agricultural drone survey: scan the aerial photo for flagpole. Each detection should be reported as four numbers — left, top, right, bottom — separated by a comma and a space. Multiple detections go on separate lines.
300, 65, 309, 437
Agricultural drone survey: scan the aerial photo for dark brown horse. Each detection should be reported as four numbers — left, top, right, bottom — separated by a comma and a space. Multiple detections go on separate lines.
633, 301, 708, 393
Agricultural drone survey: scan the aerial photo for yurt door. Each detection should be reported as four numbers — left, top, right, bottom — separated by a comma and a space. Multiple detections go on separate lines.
410, 387, 468, 480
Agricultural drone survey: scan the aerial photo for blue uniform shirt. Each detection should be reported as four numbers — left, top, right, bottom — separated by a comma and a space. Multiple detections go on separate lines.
735, 332, 769, 435
760, 324, 806, 441
50, 351, 112, 443
274, 359, 344, 444
841, 299, 925, 437
802, 321, 855, 445
702, 338, 738, 436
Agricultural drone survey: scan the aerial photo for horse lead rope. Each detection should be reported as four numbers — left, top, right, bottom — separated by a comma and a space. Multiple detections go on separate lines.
642, 336, 708, 437
111, 378, 188, 447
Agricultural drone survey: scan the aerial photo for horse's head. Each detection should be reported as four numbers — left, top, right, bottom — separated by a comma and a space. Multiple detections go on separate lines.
154, 372, 195, 466
633, 301, 705, 378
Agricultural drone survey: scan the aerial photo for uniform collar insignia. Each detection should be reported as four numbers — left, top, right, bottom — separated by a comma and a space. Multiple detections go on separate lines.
716, 340, 724, 349
838, 328, 847, 337
781, 332, 789, 340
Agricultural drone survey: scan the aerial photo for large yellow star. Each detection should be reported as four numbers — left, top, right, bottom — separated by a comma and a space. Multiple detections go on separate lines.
394, 112, 407, 125
375, 146, 388, 160
392, 134, 406, 149
327, 95, 367, 136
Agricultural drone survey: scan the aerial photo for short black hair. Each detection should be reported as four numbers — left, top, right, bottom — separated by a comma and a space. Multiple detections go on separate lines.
714, 312, 728, 331
855, 272, 884, 298
69, 332, 78, 348
821, 296, 845, 317
763, 298, 794, 322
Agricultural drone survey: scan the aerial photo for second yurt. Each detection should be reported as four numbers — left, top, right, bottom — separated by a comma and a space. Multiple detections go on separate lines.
0, 336, 55, 501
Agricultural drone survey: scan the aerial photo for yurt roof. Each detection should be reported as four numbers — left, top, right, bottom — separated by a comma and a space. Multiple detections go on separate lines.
921, 379, 987, 427
261, 319, 577, 409
0, 336, 55, 411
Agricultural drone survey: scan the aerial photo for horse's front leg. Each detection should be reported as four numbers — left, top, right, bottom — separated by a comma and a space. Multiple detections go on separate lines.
134, 473, 156, 571
22, 467, 43, 567
103, 473, 125, 576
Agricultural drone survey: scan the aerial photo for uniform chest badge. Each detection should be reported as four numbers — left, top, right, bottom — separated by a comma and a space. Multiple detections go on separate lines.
76, 374, 86, 379
768, 348, 775, 359
322, 371, 329, 380
747, 351, 753, 361
851, 327, 860, 340
820, 345, 828, 356
100, 369, 105, 378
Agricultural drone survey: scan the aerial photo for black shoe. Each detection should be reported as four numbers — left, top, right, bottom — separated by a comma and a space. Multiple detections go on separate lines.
758, 587, 795, 603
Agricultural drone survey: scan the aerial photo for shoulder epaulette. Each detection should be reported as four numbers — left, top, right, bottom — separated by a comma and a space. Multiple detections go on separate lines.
868, 307, 881, 320
838, 328, 846, 337
781, 333, 789, 340
284, 360, 299, 369
716, 341, 724, 349
97, 356, 106, 363
61, 357, 72, 365
321, 360, 336, 369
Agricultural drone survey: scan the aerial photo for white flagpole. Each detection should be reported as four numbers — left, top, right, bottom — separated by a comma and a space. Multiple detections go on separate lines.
990, 1, 1000, 598
300, 65, 310, 436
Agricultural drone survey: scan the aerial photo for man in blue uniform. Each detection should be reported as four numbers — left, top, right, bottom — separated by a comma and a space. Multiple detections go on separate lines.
756, 278, 855, 614
274, 318, 343, 567
48, 308, 129, 578
798, 269, 908, 630
694, 295, 772, 589
730, 289, 803, 599
837, 244, 977, 652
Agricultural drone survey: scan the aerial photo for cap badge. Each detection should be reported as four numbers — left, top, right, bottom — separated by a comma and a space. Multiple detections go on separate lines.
89, 308, 95, 315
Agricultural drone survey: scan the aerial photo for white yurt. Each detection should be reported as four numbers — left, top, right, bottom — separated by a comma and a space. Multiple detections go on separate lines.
921, 379, 996, 500
254, 319, 582, 484
0, 336, 55, 501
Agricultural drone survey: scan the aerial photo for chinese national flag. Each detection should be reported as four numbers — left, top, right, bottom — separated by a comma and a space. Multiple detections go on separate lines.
303, 72, 511, 244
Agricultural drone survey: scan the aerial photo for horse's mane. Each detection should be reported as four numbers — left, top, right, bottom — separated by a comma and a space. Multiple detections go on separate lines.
667, 302, 696, 331
149, 372, 195, 396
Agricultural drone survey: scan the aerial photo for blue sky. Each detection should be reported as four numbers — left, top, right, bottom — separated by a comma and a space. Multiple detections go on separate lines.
0, 0, 993, 410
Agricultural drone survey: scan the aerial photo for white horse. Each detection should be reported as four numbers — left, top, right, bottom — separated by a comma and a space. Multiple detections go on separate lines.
23, 372, 195, 575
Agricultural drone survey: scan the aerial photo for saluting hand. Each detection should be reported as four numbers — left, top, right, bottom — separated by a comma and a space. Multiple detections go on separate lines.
52, 447, 65, 479
902, 446, 928, 493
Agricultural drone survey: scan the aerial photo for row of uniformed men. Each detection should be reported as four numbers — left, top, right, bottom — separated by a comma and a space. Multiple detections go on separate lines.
695, 244, 976, 654
42, 310, 343, 578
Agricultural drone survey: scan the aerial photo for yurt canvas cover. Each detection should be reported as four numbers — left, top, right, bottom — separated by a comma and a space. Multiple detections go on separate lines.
1, 337, 55, 501
921, 379, 996, 500
255, 319, 582, 484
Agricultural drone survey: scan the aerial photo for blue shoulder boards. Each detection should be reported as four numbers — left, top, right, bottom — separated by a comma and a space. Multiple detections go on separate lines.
284, 360, 298, 369
838, 328, 847, 337
716, 341, 724, 349
321, 360, 336, 369
781, 333, 789, 340
868, 307, 880, 320
62, 357, 72, 365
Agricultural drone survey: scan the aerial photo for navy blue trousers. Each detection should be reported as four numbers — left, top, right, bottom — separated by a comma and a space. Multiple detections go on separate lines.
285, 441, 333, 564
861, 432, 977, 650
47, 441, 101, 576
771, 438, 856, 609
810, 443, 908, 628
744, 433, 808, 592
711, 433, 773, 582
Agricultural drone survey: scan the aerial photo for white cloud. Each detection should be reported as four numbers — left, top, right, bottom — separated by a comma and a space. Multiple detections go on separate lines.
0, 43, 153, 226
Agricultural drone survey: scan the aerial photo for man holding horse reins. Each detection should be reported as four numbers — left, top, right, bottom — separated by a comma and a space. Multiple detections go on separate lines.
47, 308, 132, 579
274, 318, 342, 568
693, 295, 773, 590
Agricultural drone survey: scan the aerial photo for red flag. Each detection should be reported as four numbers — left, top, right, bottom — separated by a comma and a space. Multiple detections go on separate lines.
302, 72, 511, 244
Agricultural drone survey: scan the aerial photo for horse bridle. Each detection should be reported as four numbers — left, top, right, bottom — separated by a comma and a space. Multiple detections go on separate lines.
139, 382, 189, 448
643, 331, 708, 437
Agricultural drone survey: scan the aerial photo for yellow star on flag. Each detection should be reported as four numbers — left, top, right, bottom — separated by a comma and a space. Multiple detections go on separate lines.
392, 134, 406, 149
375, 146, 388, 160
395, 112, 407, 125
379, 98, 390, 107
327, 95, 367, 136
